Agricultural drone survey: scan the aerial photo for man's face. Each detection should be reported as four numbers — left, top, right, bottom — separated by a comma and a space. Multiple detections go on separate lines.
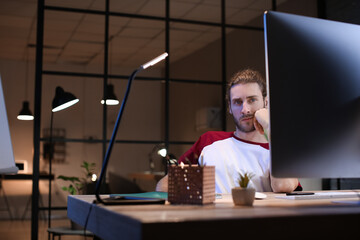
229, 83, 266, 133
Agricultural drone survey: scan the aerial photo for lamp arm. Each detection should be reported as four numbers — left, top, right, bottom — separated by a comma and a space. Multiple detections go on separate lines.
95, 67, 142, 204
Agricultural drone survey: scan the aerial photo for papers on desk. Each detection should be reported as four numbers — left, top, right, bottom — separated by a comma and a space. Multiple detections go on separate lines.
255, 192, 267, 199
276, 191, 360, 200
109, 191, 269, 203
110, 191, 168, 200
215, 192, 267, 200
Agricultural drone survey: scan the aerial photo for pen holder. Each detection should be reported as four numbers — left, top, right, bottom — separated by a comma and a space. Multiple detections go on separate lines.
168, 165, 215, 205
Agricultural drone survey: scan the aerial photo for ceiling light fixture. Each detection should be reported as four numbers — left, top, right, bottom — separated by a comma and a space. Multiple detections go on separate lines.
17, 101, 34, 120
101, 84, 119, 105
17, 47, 34, 120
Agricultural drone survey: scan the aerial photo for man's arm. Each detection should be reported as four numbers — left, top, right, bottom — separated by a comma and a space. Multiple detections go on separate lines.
270, 176, 299, 193
255, 108, 300, 192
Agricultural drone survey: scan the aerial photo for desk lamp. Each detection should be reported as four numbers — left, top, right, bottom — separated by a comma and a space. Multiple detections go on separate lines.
148, 144, 176, 174
95, 52, 168, 205
48, 86, 79, 229
148, 144, 167, 172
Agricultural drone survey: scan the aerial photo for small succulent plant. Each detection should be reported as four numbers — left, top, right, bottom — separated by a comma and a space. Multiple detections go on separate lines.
237, 172, 255, 188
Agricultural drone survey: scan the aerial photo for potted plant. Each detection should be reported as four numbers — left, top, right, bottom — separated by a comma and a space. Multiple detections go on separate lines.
231, 172, 255, 206
57, 161, 96, 195
57, 161, 96, 230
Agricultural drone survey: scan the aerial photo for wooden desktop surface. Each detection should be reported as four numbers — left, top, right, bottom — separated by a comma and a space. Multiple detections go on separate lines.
2, 173, 54, 180
68, 190, 360, 240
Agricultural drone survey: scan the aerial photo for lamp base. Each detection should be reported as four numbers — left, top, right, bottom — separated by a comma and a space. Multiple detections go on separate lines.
93, 196, 165, 205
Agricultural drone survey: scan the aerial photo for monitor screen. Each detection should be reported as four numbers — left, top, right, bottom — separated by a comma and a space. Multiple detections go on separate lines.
264, 11, 360, 178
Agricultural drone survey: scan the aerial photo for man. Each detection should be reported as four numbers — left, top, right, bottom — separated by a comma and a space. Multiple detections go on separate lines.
156, 69, 300, 193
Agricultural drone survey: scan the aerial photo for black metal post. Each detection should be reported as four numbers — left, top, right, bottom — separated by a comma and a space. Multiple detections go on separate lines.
102, 0, 109, 161
272, 0, 277, 11
221, 0, 227, 131
47, 112, 54, 238
317, 0, 327, 19
32, 0, 44, 239
164, 0, 170, 173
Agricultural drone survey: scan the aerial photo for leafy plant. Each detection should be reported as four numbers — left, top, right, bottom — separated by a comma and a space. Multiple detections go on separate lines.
237, 172, 255, 188
57, 175, 82, 195
81, 161, 96, 179
57, 161, 96, 195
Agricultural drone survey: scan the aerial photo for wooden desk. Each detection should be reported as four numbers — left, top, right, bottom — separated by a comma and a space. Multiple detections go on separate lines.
2, 173, 54, 180
1, 173, 54, 219
68, 191, 360, 240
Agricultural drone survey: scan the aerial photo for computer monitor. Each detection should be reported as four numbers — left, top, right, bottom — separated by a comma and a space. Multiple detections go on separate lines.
0, 75, 18, 174
264, 11, 360, 178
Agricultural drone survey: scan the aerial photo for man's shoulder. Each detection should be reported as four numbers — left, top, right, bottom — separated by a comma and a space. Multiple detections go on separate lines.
198, 131, 233, 145
200, 131, 233, 138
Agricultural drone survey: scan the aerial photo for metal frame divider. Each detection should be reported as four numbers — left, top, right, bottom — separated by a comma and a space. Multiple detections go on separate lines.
31, 1, 275, 239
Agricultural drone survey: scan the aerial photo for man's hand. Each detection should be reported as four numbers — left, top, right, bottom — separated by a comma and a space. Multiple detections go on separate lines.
271, 176, 299, 193
254, 108, 269, 136
155, 175, 168, 192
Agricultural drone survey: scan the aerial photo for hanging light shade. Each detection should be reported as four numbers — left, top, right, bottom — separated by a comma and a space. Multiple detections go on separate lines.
52, 86, 79, 112
17, 101, 34, 120
101, 84, 119, 105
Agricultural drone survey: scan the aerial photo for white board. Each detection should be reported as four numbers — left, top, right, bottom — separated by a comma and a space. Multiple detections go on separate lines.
0, 75, 18, 174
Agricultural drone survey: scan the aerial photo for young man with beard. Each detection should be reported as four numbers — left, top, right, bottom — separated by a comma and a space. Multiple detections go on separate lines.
156, 69, 300, 193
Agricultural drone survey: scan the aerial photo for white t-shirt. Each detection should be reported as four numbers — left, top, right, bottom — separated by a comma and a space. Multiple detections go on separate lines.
179, 131, 272, 194
201, 136, 272, 193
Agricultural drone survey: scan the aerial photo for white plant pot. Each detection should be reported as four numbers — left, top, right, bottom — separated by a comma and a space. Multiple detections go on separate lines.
231, 187, 255, 206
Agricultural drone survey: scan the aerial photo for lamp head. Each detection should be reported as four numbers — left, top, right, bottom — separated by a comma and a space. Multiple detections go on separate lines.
157, 148, 167, 158
52, 86, 79, 112
141, 52, 168, 70
17, 101, 34, 120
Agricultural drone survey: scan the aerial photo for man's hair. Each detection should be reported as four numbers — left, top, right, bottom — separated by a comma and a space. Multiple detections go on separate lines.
226, 69, 267, 104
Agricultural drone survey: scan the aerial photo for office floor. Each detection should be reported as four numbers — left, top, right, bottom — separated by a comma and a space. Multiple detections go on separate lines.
0, 219, 92, 240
